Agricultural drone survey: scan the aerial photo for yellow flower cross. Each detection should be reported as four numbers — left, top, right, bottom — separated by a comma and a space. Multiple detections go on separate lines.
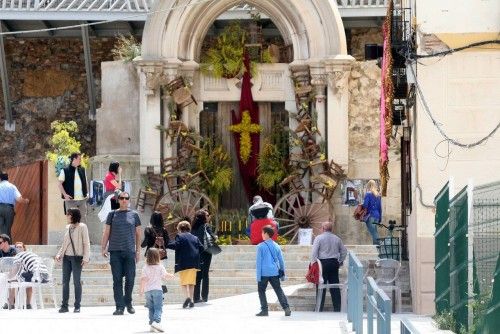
229, 110, 262, 164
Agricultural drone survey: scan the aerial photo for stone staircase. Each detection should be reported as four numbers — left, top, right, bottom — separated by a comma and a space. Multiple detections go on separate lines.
27, 244, 411, 312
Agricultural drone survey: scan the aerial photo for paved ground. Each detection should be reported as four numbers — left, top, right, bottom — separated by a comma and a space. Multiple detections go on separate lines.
0, 290, 345, 334
0, 288, 440, 334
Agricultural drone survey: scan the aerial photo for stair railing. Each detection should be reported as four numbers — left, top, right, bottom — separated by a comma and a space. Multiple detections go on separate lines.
347, 251, 364, 334
366, 276, 392, 334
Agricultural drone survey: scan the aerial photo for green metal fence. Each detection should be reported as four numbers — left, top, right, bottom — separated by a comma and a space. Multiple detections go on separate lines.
434, 180, 500, 333
434, 182, 450, 313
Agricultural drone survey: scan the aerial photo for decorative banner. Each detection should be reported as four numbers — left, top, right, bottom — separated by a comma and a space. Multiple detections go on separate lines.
230, 53, 261, 201
380, 0, 394, 196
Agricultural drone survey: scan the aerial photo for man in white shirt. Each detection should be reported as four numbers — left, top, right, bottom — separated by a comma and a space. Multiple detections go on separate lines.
0, 172, 29, 237
57, 153, 88, 223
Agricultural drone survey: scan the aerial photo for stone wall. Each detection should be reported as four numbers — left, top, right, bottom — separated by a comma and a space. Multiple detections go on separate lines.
0, 37, 118, 169
348, 27, 383, 61
335, 60, 402, 245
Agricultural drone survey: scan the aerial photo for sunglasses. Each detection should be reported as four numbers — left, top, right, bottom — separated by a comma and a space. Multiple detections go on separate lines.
118, 196, 130, 200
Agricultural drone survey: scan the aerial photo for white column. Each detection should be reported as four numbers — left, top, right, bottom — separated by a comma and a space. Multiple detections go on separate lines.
324, 55, 355, 172
135, 59, 176, 174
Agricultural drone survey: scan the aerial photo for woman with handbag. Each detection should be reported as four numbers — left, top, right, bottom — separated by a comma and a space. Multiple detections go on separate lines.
141, 211, 170, 262
362, 180, 382, 245
191, 209, 218, 303
55, 208, 90, 313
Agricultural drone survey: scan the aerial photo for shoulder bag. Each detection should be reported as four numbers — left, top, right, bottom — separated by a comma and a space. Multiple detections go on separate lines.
203, 225, 222, 255
68, 227, 84, 262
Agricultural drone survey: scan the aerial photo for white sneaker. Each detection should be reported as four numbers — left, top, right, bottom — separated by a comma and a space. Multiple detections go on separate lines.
151, 322, 164, 332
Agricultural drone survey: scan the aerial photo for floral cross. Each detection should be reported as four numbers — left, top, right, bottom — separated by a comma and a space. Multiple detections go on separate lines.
229, 110, 262, 164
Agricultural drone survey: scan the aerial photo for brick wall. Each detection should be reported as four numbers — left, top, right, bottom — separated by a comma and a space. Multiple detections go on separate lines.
0, 37, 118, 169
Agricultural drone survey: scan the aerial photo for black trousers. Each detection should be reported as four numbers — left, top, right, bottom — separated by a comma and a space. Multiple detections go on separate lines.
317, 258, 341, 312
0, 204, 15, 238
61, 255, 83, 308
258, 276, 289, 311
194, 251, 212, 301
109, 251, 136, 309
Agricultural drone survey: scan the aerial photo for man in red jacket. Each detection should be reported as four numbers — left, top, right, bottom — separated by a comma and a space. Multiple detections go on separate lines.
250, 219, 278, 245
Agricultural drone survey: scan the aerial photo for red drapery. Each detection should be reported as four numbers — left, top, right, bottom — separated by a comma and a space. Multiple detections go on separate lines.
231, 54, 260, 202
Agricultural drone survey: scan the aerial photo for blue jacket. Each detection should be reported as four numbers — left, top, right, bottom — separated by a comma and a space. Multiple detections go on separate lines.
167, 232, 204, 273
362, 191, 382, 221
256, 239, 285, 282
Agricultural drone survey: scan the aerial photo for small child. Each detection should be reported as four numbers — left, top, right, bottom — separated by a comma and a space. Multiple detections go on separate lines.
140, 248, 174, 333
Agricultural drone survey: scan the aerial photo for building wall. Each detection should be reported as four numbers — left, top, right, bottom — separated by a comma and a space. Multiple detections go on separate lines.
0, 37, 117, 169
410, 0, 500, 314
335, 60, 401, 245
347, 27, 383, 61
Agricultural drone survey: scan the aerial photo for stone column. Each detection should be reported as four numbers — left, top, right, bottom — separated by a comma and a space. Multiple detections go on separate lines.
324, 55, 355, 172
309, 63, 327, 144
134, 58, 180, 173
180, 60, 199, 130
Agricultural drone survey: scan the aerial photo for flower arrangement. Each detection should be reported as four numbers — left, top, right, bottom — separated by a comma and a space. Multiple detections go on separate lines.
229, 110, 262, 164
46, 120, 88, 176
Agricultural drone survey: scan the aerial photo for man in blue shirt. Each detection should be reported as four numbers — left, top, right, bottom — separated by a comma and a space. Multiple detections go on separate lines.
101, 192, 142, 316
0, 172, 29, 237
255, 225, 291, 317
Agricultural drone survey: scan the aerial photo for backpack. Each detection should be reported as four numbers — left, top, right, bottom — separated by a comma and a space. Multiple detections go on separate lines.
153, 229, 167, 259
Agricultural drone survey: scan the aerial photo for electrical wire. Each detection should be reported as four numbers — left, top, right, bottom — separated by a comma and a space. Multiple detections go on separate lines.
410, 40, 500, 59
408, 64, 500, 149
0, 0, 214, 36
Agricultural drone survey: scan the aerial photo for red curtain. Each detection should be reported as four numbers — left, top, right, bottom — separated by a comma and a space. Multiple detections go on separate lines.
231, 54, 260, 202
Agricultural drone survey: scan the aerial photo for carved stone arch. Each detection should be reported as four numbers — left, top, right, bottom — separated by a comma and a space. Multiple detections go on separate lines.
141, 0, 348, 62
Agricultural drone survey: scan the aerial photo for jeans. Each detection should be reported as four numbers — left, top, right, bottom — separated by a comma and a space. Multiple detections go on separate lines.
365, 216, 380, 245
257, 276, 289, 311
109, 251, 136, 309
317, 258, 341, 312
61, 255, 83, 308
145, 290, 163, 324
194, 252, 212, 301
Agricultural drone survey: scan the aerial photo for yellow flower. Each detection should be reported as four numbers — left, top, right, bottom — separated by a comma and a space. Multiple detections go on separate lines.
320, 153, 326, 161
229, 110, 262, 164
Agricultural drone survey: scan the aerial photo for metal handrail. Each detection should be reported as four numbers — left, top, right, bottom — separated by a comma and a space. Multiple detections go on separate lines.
366, 276, 392, 334
337, 0, 388, 8
400, 318, 420, 334
0, 0, 155, 11
347, 251, 365, 334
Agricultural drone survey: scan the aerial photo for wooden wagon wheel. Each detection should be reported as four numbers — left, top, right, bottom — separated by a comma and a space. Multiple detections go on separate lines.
155, 188, 217, 240
273, 188, 334, 244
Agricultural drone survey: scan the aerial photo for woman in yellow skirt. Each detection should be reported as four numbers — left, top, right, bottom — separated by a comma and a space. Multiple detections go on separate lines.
167, 221, 205, 308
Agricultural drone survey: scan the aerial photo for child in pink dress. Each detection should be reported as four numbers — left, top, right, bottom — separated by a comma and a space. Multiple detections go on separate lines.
140, 248, 174, 333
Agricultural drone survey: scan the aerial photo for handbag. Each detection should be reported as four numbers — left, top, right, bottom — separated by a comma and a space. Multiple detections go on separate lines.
353, 204, 368, 222
264, 242, 285, 281
203, 226, 222, 255
306, 261, 320, 284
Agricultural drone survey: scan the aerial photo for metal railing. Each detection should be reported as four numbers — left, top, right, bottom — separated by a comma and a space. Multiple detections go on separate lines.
337, 0, 389, 8
347, 251, 365, 334
0, 0, 154, 11
367, 276, 392, 334
400, 318, 420, 334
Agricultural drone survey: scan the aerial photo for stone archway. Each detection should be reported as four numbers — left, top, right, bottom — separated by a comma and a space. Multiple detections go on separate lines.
135, 0, 354, 174
141, 0, 347, 61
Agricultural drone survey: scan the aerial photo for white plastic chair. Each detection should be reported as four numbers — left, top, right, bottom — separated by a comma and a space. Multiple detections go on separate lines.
374, 258, 402, 313
0, 258, 15, 308
15, 257, 57, 309
314, 259, 347, 312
